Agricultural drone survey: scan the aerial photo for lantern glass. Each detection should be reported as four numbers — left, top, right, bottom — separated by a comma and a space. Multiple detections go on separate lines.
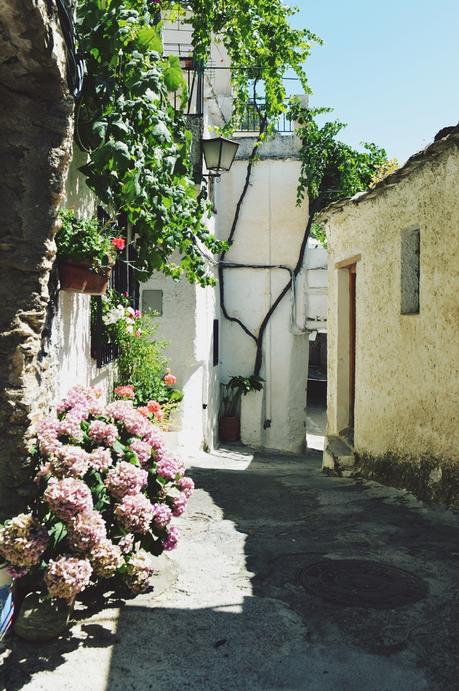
202, 137, 239, 173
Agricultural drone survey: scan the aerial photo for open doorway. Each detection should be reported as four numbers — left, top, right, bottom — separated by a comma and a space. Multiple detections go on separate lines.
306, 332, 327, 450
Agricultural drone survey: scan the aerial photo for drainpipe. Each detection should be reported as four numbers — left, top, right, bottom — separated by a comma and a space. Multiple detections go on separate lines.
264, 163, 273, 429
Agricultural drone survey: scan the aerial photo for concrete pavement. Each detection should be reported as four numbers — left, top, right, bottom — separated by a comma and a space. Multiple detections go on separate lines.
1, 447, 459, 690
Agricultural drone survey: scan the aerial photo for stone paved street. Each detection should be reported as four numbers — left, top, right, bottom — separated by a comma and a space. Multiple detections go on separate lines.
2, 447, 459, 690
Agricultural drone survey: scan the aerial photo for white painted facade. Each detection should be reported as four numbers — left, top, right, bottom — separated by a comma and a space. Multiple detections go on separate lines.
44, 147, 116, 415
137, 20, 330, 455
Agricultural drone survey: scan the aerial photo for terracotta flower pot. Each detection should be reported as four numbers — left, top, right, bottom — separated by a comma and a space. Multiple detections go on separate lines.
58, 259, 112, 295
219, 415, 240, 442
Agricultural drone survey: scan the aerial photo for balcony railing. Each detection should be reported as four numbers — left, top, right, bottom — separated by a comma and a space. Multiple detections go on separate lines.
238, 98, 293, 134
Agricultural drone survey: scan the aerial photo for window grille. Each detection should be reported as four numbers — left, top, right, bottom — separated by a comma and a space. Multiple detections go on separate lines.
91, 211, 139, 368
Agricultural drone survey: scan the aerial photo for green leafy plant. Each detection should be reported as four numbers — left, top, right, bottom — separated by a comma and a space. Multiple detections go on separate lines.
76, 0, 225, 286
97, 289, 184, 408
219, 375, 263, 417
56, 209, 123, 270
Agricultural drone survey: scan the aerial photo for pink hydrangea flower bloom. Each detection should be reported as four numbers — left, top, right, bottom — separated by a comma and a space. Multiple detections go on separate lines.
156, 457, 180, 481
163, 526, 179, 552
171, 492, 188, 517
67, 510, 107, 552
105, 462, 148, 499
151, 503, 172, 528
89, 447, 113, 472
178, 476, 195, 498
118, 533, 135, 555
0, 514, 49, 568
129, 439, 153, 468
44, 478, 93, 522
124, 549, 156, 594
90, 539, 124, 578
114, 494, 154, 534
37, 417, 62, 456
89, 420, 119, 447
52, 445, 90, 478
45, 556, 92, 602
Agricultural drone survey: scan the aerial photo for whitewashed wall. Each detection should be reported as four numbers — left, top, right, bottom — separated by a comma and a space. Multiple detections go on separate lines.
47, 147, 116, 407
216, 136, 310, 453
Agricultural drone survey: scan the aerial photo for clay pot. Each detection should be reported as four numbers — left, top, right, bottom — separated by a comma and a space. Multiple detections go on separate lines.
58, 259, 111, 295
219, 415, 240, 442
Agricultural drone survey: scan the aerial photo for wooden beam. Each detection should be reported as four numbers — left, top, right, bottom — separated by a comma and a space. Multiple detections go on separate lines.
335, 254, 361, 269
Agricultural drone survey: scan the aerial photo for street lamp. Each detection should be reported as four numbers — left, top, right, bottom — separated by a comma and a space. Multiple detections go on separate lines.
201, 136, 239, 178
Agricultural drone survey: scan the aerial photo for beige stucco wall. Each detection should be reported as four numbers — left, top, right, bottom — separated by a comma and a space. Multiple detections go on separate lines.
325, 141, 459, 465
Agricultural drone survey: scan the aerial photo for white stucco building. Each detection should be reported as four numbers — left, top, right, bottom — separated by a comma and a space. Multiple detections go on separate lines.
143, 19, 329, 455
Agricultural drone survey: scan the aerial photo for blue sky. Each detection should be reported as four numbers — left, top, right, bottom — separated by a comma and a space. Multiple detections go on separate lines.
288, 0, 459, 163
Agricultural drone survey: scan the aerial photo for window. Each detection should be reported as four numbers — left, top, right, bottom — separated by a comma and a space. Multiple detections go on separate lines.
401, 228, 420, 315
142, 290, 163, 316
91, 210, 139, 368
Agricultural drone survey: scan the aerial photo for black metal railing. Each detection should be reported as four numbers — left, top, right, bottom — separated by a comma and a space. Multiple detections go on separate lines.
91, 212, 139, 369
238, 98, 293, 134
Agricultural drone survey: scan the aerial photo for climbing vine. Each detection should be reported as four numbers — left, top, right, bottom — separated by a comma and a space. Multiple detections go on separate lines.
219, 100, 389, 377
180, 0, 320, 133
76, 0, 223, 286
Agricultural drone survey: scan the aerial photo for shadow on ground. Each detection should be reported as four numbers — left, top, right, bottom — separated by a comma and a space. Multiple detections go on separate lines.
2, 450, 459, 690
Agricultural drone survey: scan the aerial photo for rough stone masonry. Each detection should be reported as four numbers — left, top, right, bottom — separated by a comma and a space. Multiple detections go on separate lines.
0, 0, 74, 517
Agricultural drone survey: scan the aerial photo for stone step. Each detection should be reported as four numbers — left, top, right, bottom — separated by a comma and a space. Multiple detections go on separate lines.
322, 434, 356, 475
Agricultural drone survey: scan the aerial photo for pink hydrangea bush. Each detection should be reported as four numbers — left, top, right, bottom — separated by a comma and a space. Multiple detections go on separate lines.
0, 385, 194, 604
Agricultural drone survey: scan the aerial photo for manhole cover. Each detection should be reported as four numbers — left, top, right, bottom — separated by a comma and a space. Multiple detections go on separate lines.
299, 559, 428, 609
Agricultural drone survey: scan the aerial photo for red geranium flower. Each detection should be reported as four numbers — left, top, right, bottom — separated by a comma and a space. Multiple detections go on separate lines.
111, 237, 126, 251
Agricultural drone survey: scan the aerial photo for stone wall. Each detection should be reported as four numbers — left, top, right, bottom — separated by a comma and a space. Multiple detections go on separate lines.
323, 131, 459, 505
0, 0, 74, 517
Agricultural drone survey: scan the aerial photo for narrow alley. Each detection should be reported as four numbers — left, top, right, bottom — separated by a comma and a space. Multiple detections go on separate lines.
2, 449, 458, 691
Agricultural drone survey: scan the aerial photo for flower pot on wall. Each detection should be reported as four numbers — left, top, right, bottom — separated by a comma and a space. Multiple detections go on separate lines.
58, 259, 111, 295
218, 415, 240, 442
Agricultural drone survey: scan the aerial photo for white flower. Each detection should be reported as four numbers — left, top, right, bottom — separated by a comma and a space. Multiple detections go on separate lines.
145, 88, 159, 102
165, 156, 176, 171
103, 305, 125, 326
152, 122, 171, 142
126, 324, 134, 334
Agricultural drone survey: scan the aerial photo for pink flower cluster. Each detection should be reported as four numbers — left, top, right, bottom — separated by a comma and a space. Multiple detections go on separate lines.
89, 420, 119, 447
152, 503, 172, 528
67, 510, 107, 552
0, 514, 49, 568
44, 478, 93, 521
1, 384, 195, 603
114, 494, 154, 534
90, 447, 113, 472
156, 456, 183, 482
129, 439, 153, 467
45, 556, 92, 602
90, 539, 124, 578
114, 384, 135, 399
124, 550, 156, 594
105, 462, 148, 499
163, 526, 179, 552
52, 445, 90, 478
163, 370, 177, 387
57, 386, 103, 417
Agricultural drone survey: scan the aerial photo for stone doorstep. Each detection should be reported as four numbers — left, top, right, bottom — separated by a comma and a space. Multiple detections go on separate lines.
322, 434, 356, 476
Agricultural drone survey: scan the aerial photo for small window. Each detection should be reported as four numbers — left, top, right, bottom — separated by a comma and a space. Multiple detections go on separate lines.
401, 228, 420, 314
142, 289, 163, 316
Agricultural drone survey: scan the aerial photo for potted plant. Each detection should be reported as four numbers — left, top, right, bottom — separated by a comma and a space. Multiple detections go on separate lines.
219, 375, 263, 442
56, 209, 125, 295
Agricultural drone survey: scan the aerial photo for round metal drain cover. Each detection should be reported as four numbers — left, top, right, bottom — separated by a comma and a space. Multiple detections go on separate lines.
299, 559, 428, 609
